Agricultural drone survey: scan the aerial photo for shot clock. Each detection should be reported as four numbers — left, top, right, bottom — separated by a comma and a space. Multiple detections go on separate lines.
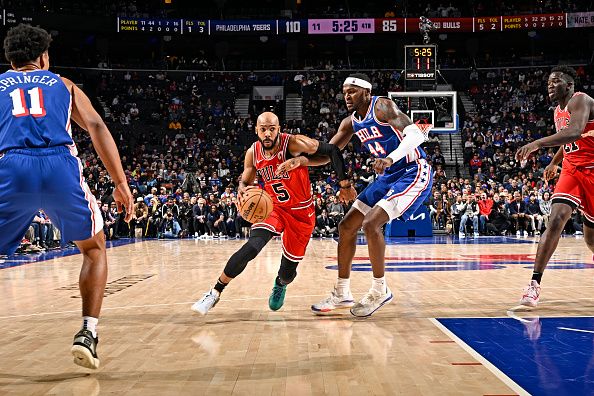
405, 45, 437, 80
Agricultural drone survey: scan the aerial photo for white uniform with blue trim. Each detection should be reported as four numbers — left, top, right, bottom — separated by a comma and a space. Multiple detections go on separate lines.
351, 96, 433, 220
0, 69, 102, 255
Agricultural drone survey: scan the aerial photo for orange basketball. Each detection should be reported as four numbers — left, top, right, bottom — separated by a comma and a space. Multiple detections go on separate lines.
239, 188, 273, 223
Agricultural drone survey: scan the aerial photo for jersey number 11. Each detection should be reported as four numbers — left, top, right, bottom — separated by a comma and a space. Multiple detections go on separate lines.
10, 87, 46, 117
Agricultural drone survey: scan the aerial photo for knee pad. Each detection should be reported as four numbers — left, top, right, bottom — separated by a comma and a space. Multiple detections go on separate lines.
278, 256, 299, 285
223, 228, 273, 278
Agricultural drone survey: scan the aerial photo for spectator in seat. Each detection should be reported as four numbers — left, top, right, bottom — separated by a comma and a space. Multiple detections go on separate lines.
525, 194, 543, 236
206, 204, 226, 238
459, 194, 480, 238
539, 192, 551, 232
507, 191, 528, 237
193, 197, 208, 237
326, 195, 344, 224
100, 202, 116, 240
159, 210, 181, 238
315, 209, 337, 238
478, 192, 493, 235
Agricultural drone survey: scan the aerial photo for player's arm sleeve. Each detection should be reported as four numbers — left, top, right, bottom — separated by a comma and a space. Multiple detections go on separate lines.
288, 135, 348, 181
386, 123, 428, 164
301, 117, 355, 168
313, 141, 348, 181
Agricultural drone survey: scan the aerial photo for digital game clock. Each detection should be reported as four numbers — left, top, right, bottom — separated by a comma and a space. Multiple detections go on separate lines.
405, 45, 437, 80
308, 18, 375, 34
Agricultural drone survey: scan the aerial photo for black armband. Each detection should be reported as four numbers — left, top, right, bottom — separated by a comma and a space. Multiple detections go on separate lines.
315, 142, 348, 181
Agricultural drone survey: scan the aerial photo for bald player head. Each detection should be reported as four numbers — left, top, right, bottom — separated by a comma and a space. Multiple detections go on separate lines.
255, 111, 281, 151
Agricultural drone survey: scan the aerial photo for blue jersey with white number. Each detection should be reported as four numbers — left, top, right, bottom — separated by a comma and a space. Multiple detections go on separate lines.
352, 96, 426, 175
0, 69, 74, 152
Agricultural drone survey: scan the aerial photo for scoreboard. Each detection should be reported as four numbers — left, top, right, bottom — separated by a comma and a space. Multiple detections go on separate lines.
111, 12, 592, 35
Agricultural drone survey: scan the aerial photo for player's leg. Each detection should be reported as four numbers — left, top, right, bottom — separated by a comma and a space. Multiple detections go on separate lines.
519, 170, 581, 307
349, 204, 394, 317
519, 202, 573, 307
70, 231, 107, 370
311, 187, 378, 315
0, 151, 42, 256
191, 228, 275, 315
351, 161, 432, 317
269, 207, 315, 311
337, 207, 366, 279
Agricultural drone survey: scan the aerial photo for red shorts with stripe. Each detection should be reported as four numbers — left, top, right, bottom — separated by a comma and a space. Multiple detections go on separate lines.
251, 204, 316, 262
552, 164, 594, 227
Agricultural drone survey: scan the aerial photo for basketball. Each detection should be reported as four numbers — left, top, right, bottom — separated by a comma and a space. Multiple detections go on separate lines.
239, 188, 273, 223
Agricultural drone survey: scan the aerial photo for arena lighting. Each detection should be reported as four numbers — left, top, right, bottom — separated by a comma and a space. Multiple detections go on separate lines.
259, 35, 268, 43
345, 34, 353, 42
527, 30, 537, 37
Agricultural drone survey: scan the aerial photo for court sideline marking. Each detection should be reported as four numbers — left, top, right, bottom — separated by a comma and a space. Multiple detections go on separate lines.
429, 318, 529, 396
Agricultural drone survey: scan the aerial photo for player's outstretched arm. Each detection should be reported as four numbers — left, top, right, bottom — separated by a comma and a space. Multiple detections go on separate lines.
277, 117, 355, 171
62, 77, 134, 222
374, 98, 428, 174
516, 95, 592, 161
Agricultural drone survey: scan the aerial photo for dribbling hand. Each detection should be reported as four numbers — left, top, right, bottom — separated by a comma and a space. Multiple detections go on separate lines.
237, 185, 258, 208
373, 158, 393, 175
338, 185, 357, 204
113, 182, 134, 223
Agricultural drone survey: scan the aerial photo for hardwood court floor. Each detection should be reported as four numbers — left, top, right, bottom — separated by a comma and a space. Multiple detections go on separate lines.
1, 236, 593, 395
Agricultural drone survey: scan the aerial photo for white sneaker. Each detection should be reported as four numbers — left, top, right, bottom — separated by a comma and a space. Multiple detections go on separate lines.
523, 230, 528, 237
576, 231, 584, 235
459, 232, 465, 239
311, 288, 355, 315
191, 289, 220, 315
473, 232, 480, 238
516, 230, 521, 236
520, 280, 540, 307
350, 287, 393, 317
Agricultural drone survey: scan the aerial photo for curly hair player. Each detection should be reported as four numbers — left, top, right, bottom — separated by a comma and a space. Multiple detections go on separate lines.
0, 24, 134, 369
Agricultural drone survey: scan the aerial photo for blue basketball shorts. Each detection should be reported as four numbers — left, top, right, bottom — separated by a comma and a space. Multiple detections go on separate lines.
352, 158, 433, 221
0, 146, 103, 255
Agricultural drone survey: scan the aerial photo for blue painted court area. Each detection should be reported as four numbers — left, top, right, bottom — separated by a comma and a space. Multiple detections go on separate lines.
438, 317, 594, 395
0, 238, 138, 270
355, 235, 536, 245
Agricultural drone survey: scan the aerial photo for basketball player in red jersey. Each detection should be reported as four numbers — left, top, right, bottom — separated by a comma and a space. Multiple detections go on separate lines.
192, 112, 355, 315
516, 66, 594, 307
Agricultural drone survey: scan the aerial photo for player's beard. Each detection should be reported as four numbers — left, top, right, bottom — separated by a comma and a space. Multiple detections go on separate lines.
259, 134, 280, 152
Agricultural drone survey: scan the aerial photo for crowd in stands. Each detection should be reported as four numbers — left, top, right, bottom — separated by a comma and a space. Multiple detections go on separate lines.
18, 0, 593, 19
427, 66, 590, 238
14, 64, 592, 253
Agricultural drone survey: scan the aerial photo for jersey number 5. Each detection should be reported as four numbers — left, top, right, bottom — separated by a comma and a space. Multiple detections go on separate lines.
9, 87, 46, 117
563, 141, 579, 154
271, 182, 290, 202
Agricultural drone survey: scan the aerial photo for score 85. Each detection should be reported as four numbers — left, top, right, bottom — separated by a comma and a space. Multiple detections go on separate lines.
382, 20, 397, 32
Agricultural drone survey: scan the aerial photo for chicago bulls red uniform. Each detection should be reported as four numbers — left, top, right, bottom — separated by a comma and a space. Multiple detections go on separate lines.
551, 92, 594, 226
251, 133, 315, 262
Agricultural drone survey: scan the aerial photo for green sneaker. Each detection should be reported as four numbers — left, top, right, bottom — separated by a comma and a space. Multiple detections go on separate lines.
268, 281, 287, 311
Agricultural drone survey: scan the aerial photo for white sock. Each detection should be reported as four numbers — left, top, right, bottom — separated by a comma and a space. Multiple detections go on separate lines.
82, 316, 98, 338
336, 277, 350, 295
372, 277, 387, 294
